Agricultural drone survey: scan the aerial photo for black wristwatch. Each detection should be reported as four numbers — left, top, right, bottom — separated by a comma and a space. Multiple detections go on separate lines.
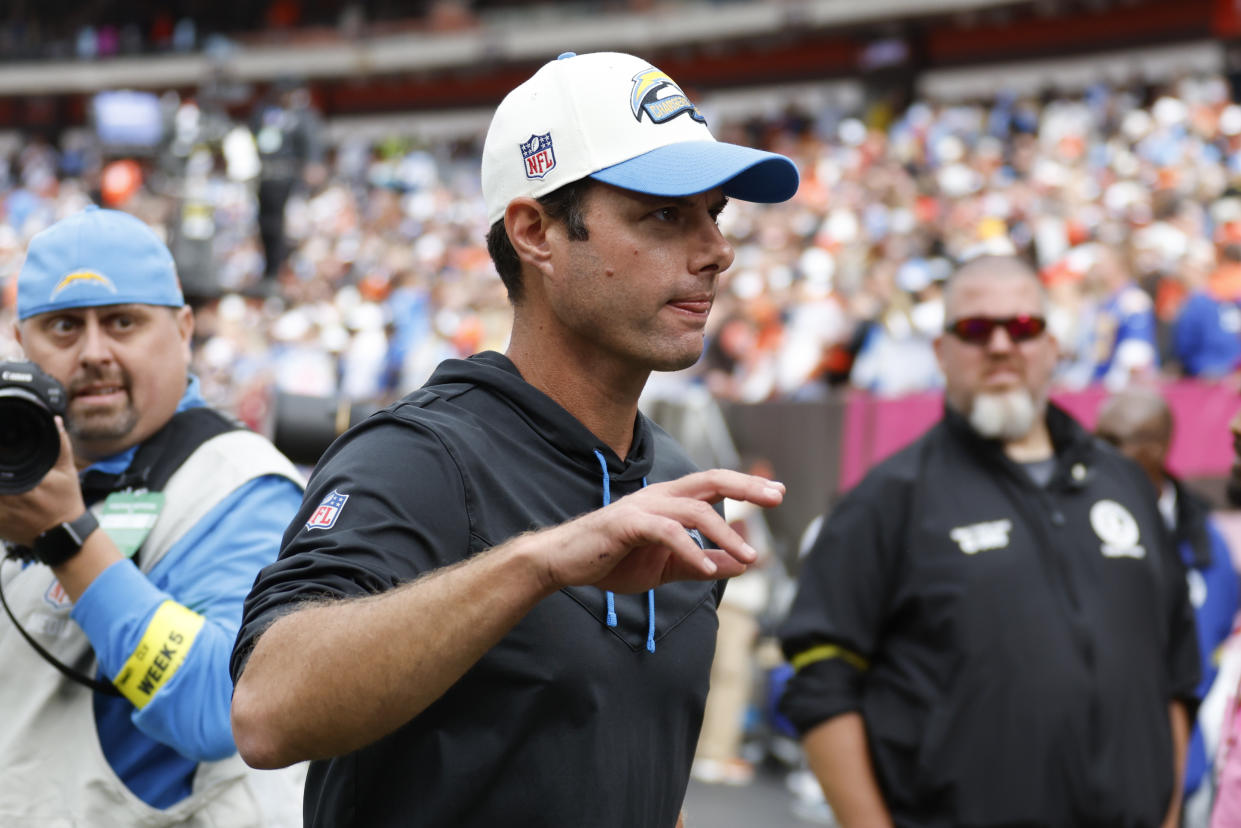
32, 511, 100, 568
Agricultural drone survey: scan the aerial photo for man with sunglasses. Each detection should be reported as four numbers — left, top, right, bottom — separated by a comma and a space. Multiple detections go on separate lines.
779, 254, 1199, 828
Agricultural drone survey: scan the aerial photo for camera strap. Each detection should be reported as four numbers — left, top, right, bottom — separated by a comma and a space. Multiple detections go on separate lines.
1, 406, 243, 696
0, 582, 122, 695
81, 407, 243, 520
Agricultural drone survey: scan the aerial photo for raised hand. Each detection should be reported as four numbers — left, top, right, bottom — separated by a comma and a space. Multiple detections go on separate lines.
534, 469, 785, 595
0, 417, 86, 547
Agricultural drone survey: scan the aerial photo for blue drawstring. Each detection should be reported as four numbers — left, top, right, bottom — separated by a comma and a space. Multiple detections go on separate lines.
593, 449, 656, 653
646, 584, 655, 653
594, 450, 619, 628
641, 475, 654, 653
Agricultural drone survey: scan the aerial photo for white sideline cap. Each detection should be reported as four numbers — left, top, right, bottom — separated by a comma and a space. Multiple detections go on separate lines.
481, 51, 800, 225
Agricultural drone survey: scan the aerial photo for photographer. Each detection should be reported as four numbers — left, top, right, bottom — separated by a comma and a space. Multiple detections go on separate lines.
0, 207, 305, 826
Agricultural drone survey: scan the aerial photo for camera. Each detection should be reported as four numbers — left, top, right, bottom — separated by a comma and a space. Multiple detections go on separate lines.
0, 360, 67, 494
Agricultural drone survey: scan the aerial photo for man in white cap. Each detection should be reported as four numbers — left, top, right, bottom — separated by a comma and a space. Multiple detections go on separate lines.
230, 51, 798, 826
0, 206, 306, 826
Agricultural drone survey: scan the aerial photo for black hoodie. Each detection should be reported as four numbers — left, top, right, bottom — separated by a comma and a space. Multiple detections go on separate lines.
232, 351, 723, 828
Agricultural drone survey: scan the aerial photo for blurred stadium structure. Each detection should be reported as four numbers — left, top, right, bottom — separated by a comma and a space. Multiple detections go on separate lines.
0, 0, 1235, 142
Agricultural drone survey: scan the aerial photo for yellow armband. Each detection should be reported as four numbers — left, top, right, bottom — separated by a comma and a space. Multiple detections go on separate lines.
113, 601, 205, 709
789, 643, 869, 673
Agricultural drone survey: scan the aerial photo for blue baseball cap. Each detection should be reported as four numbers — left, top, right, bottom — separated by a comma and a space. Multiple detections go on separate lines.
17, 206, 184, 321
481, 52, 800, 224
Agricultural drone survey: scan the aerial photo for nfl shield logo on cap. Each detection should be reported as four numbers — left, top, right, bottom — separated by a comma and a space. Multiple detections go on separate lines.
521, 133, 556, 180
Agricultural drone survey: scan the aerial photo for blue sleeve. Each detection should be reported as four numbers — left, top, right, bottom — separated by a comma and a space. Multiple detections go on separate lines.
1117, 304, 1159, 352
72, 475, 304, 761
1173, 295, 1210, 376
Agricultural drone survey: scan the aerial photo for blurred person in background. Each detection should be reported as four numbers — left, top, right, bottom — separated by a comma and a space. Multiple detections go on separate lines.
847, 257, 944, 396
1096, 387, 1240, 825
0, 207, 305, 826
250, 78, 325, 292
1211, 398, 1241, 827
1174, 241, 1241, 379
1070, 243, 1161, 389
779, 254, 1198, 828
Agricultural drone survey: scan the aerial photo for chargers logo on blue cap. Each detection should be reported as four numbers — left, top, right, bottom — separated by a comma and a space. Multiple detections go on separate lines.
51, 270, 118, 300
630, 68, 705, 126
520, 133, 557, 180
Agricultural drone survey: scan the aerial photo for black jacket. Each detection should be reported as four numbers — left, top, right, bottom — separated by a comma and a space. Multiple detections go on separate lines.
779, 404, 1200, 828
232, 351, 721, 828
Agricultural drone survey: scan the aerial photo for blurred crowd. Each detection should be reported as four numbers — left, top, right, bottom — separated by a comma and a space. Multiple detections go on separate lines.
693, 70, 1241, 404
5, 69, 1241, 429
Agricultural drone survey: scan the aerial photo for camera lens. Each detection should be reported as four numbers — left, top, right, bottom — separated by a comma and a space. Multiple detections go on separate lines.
0, 391, 60, 494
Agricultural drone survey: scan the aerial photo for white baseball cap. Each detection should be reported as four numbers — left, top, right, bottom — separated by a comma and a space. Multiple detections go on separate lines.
481, 51, 800, 225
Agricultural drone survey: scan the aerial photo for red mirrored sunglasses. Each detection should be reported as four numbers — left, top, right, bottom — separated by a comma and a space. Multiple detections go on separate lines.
944, 315, 1047, 345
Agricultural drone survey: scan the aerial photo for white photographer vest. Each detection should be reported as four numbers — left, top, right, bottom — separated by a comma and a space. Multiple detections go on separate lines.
0, 430, 306, 827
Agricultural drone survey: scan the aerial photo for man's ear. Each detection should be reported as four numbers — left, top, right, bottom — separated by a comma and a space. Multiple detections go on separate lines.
505, 198, 553, 273
175, 305, 195, 360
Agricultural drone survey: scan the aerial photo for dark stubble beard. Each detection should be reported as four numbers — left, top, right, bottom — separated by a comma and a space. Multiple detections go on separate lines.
66, 403, 140, 445
65, 366, 139, 445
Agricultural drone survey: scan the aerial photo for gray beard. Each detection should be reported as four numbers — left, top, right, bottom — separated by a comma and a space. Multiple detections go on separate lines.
968, 389, 1039, 441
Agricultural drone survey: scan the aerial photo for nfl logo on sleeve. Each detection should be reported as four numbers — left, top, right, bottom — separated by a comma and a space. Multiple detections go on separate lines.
307, 490, 349, 530
521, 133, 556, 180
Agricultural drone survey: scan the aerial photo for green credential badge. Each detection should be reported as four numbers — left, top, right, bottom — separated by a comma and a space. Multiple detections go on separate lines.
98, 492, 165, 558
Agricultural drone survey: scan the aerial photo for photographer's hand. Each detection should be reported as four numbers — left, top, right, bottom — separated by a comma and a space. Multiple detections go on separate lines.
0, 417, 123, 601
0, 417, 85, 546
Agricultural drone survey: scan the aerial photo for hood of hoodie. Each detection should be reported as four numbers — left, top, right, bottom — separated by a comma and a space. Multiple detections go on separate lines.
410, 350, 719, 655
424, 350, 656, 486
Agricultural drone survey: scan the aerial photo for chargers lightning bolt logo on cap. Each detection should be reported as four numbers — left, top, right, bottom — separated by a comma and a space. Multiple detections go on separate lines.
50, 270, 118, 299
630, 68, 706, 125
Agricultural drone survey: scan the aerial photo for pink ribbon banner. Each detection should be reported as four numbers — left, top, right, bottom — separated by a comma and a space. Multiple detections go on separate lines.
839, 380, 1241, 492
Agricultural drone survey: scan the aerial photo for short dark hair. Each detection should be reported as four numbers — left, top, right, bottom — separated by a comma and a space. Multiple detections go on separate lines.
486, 178, 594, 304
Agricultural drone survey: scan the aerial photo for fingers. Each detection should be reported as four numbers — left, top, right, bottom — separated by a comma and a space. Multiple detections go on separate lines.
635, 512, 721, 577
650, 496, 757, 565
612, 494, 756, 573
596, 511, 728, 593
550, 469, 785, 593
702, 547, 748, 579
53, 416, 77, 473
654, 469, 785, 508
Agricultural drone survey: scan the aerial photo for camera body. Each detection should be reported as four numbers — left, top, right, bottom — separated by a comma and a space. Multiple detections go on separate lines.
0, 360, 67, 494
